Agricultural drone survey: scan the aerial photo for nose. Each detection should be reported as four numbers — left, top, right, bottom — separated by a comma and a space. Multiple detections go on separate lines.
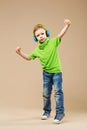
40, 35, 43, 38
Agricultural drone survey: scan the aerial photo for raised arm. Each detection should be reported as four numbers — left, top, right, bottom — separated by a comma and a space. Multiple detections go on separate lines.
16, 47, 31, 61
58, 19, 71, 39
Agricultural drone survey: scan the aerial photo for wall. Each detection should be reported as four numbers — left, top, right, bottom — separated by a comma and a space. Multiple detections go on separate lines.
0, 0, 87, 112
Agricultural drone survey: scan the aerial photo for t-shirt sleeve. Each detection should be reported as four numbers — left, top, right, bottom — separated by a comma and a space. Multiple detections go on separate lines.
28, 50, 37, 60
57, 36, 61, 45
51, 36, 61, 47
56, 36, 61, 46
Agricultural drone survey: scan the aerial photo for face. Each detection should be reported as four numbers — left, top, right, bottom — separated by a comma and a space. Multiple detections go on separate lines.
35, 28, 47, 43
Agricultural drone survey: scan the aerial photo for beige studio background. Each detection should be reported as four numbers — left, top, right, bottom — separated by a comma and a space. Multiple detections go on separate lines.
0, 0, 87, 112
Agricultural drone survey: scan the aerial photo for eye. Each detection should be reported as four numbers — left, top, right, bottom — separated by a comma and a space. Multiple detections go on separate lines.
36, 34, 40, 37
41, 33, 44, 35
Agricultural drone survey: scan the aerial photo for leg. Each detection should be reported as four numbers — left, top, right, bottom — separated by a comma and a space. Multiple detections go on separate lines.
53, 72, 65, 122
53, 72, 64, 114
42, 71, 52, 114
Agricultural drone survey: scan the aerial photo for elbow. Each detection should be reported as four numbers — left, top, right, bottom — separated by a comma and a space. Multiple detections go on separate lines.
27, 57, 31, 61
58, 34, 63, 39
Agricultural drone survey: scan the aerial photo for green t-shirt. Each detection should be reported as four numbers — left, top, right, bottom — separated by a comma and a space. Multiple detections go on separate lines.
29, 36, 62, 73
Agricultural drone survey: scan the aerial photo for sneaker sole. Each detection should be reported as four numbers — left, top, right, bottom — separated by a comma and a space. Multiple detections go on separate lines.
41, 115, 50, 120
53, 119, 61, 124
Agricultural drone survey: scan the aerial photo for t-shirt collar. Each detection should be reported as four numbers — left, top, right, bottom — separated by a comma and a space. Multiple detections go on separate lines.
38, 38, 49, 49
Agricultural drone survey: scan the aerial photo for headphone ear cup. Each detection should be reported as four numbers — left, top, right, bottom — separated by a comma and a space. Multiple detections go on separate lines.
46, 30, 50, 37
32, 36, 38, 42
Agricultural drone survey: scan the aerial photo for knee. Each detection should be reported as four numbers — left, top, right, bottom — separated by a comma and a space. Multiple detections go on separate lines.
43, 91, 51, 98
54, 89, 63, 96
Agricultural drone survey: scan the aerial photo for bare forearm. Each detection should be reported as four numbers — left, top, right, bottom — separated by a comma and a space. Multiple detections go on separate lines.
16, 47, 31, 61
58, 19, 71, 39
18, 51, 31, 61
58, 24, 70, 39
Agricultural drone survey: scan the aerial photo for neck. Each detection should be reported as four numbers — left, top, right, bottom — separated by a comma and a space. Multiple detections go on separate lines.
39, 38, 48, 44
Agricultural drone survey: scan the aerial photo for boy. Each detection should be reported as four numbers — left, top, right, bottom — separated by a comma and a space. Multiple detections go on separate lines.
16, 19, 71, 124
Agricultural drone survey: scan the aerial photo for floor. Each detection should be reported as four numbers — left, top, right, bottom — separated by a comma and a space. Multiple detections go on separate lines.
0, 108, 87, 130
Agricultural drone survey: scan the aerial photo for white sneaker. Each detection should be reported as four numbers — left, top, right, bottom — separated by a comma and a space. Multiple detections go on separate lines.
53, 119, 61, 124
41, 112, 50, 120
53, 113, 65, 124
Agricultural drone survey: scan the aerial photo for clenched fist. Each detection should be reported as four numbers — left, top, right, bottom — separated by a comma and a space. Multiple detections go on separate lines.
16, 47, 21, 55
64, 19, 71, 25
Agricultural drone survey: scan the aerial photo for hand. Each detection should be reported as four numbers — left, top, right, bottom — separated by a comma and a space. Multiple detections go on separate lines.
64, 19, 71, 25
16, 47, 21, 55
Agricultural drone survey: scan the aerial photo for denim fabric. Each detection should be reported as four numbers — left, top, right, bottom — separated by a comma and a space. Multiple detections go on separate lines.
43, 71, 64, 114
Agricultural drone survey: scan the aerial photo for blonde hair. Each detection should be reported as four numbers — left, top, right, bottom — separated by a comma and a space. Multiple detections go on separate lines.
33, 24, 47, 36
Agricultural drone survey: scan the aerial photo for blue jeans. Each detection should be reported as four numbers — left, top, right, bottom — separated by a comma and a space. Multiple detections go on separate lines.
43, 71, 64, 114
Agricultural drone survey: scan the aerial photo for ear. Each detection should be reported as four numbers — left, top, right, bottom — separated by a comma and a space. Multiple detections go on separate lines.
32, 36, 38, 42
46, 30, 50, 37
